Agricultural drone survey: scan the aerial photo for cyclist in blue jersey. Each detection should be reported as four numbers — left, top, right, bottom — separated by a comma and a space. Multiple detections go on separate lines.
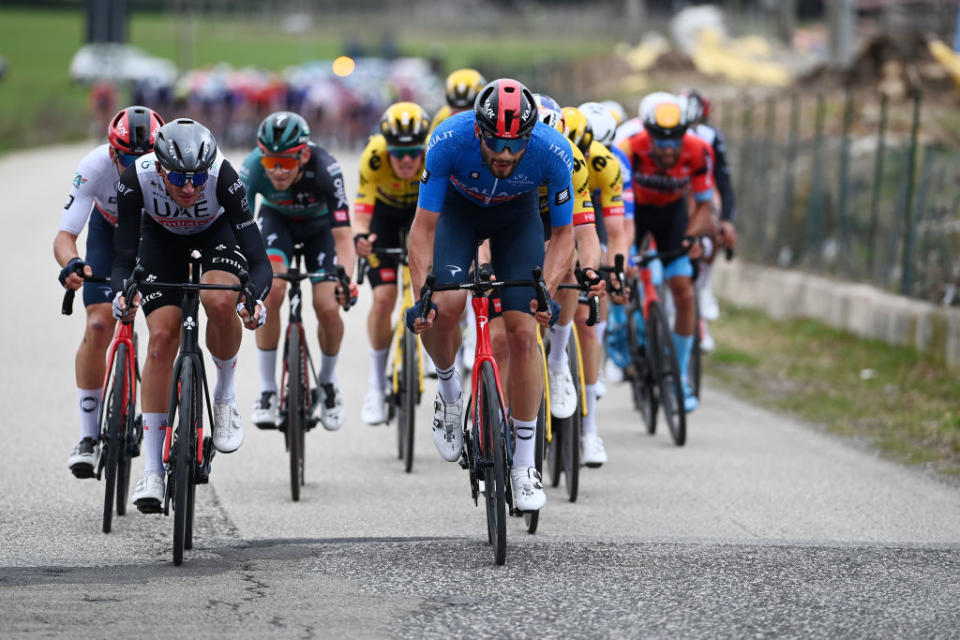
406, 79, 576, 512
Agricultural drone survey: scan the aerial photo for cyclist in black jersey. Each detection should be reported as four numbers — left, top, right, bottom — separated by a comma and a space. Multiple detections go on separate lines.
239, 111, 357, 431
111, 119, 271, 513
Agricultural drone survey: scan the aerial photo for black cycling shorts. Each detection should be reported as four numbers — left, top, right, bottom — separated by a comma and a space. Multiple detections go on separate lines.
83, 211, 115, 307
136, 215, 248, 316
633, 199, 689, 267
257, 205, 336, 281
365, 200, 415, 288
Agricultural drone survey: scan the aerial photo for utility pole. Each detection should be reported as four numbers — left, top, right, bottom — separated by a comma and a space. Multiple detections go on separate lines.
828, 0, 856, 68
776, 0, 797, 46
86, 0, 127, 44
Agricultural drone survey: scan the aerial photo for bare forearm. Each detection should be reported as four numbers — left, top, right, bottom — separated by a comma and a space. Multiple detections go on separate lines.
686, 201, 716, 237
543, 224, 575, 294
574, 225, 601, 270
54, 231, 80, 267
353, 212, 372, 236
409, 207, 438, 298
605, 216, 629, 262
333, 227, 357, 279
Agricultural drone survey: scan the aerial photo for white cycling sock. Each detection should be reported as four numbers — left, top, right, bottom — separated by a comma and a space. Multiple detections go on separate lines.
142, 412, 167, 476
436, 364, 461, 404
696, 262, 713, 290
370, 347, 388, 390
257, 348, 278, 393
78, 387, 101, 441
317, 351, 338, 385
511, 417, 537, 468
211, 352, 238, 403
594, 320, 607, 346
547, 321, 573, 371
582, 384, 598, 436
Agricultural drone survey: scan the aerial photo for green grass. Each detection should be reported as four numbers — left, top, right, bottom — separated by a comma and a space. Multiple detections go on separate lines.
0, 7, 615, 154
710, 305, 960, 475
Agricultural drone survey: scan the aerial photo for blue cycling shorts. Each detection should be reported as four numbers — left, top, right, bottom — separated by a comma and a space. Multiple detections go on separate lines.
433, 186, 544, 314
83, 212, 115, 307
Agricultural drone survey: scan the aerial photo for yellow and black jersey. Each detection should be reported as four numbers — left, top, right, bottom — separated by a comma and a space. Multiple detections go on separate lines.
539, 143, 594, 226
585, 140, 625, 218
355, 134, 423, 215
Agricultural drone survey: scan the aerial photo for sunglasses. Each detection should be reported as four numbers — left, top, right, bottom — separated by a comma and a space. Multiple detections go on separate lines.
651, 137, 683, 150
387, 145, 424, 160
259, 154, 301, 172
117, 151, 139, 168
164, 169, 209, 187
481, 133, 530, 154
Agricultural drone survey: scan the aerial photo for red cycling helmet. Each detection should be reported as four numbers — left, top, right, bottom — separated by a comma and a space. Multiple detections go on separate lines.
108, 106, 165, 155
474, 79, 537, 139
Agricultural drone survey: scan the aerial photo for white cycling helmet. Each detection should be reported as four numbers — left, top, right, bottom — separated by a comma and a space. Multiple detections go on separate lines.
602, 100, 627, 126
579, 101, 618, 147
533, 93, 565, 132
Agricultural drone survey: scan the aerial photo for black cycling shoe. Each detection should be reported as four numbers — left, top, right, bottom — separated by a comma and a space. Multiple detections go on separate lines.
68, 437, 100, 479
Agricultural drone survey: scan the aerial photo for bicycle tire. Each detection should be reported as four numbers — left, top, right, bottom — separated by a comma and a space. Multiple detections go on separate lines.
401, 329, 417, 473
691, 298, 702, 398
524, 392, 546, 534
101, 344, 126, 534
479, 362, 507, 565
546, 336, 563, 489
627, 302, 658, 434
563, 335, 581, 503
649, 301, 686, 446
172, 359, 195, 566
287, 327, 305, 502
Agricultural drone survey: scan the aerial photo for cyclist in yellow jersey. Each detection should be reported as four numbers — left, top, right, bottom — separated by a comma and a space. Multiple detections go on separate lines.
428, 68, 487, 135
353, 102, 430, 424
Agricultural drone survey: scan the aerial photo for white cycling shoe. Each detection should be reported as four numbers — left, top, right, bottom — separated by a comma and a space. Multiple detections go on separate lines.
213, 401, 244, 453
133, 473, 164, 514
312, 382, 345, 431
581, 433, 608, 467
250, 390, 279, 429
510, 466, 546, 511
361, 385, 388, 425
698, 286, 720, 321
68, 437, 100, 479
548, 364, 577, 419
432, 393, 463, 462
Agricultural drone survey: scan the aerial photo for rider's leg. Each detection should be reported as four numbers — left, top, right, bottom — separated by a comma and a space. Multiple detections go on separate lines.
75, 302, 115, 440
254, 259, 288, 393
312, 280, 343, 383
140, 306, 183, 476
367, 282, 397, 390
200, 270, 243, 403
502, 311, 542, 467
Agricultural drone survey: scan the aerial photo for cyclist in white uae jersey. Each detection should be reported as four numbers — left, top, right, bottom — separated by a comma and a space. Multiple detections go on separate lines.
54, 106, 164, 479
111, 119, 271, 512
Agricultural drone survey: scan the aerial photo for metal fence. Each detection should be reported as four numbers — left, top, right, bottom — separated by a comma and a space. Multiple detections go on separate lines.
719, 87, 960, 307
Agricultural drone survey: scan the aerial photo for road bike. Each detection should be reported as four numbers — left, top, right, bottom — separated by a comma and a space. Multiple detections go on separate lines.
272, 244, 354, 501
125, 252, 256, 565
62, 273, 142, 534
357, 239, 424, 473
418, 250, 551, 565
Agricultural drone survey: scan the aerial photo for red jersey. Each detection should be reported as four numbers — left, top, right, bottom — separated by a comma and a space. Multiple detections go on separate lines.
616, 130, 714, 207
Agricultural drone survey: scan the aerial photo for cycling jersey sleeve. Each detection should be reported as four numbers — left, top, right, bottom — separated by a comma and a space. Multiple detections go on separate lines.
111, 165, 145, 293
570, 147, 595, 226
355, 141, 380, 216
217, 160, 273, 302
612, 147, 635, 220
711, 129, 736, 222
690, 139, 715, 203
236, 150, 261, 203
588, 142, 625, 218
316, 151, 351, 228
59, 177, 97, 235
543, 139, 575, 228
418, 124, 459, 213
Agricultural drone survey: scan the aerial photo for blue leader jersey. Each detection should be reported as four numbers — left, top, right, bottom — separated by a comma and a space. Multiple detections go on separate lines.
417, 111, 575, 227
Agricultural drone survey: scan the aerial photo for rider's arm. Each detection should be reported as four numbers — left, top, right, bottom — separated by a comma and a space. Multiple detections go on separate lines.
711, 128, 736, 223
542, 137, 577, 294
411, 121, 459, 296
575, 224, 601, 270
55, 153, 100, 268
686, 141, 717, 238
317, 152, 356, 276
409, 207, 439, 298
217, 161, 273, 302
353, 142, 380, 236
111, 165, 145, 293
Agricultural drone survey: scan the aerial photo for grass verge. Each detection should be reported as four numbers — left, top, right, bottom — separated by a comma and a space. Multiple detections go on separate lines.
709, 304, 960, 476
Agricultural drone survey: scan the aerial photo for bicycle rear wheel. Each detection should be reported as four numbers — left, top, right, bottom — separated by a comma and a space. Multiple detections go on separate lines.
627, 302, 658, 434
400, 329, 417, 473
690, 298, 702, 398
649, 301, 686, 446
101, 344, 126, 534
479, 362, 507, 565
524, 392, 546, 534
562, 334, 581, 503
286, 328, 305, 502
172, 359, 196, 566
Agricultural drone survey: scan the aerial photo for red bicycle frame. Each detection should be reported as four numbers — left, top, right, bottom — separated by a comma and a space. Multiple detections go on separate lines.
102, 320, 137, 434
468, 295, 509, 452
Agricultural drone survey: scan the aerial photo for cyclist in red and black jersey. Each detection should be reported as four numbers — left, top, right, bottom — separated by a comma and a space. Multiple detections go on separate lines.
617, 93, 716, 412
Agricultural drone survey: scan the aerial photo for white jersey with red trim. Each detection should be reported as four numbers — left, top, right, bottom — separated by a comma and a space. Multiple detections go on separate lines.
129, 149, 234, 235
58, 144, 122, 233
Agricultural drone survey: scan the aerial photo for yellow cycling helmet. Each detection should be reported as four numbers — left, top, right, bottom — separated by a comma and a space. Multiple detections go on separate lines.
445, 68, 487, 109
562, 106, 593, 154
379, 102, 430, 147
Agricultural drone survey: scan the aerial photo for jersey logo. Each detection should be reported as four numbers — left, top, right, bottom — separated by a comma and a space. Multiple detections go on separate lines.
215, 244, 227, 251
555, 187, 570, 205
334, 210, 349, 222
64, 195, 75, 210
445, 264, 462, 277
592, 156, 608, 172
420, 169, 430, 184
470, 171, 480, 179
266, 232, 278, 246
72, 173, 87, 188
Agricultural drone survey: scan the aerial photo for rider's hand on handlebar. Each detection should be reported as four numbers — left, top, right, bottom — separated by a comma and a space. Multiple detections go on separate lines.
405, 299, 437, 334
683, 236, 704, 260
354, 232, 376, 258
112, 291, 140, 321
237, 299, 266, 330
335, 280, 359, 310
580, 267, 606, 298
718, 221, 738, 250
59, 257, 91, 291
530, 297, 561, 329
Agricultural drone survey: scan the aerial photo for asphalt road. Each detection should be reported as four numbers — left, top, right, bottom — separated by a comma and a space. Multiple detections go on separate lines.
2, 143, 959, 639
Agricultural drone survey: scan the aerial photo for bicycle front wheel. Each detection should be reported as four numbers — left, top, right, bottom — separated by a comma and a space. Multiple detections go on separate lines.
524, 392, 546, 534
101, 344, 126, 534
649, 301, 686, 446
479, 362, 507, 565
562, 333, 582, 503
400, 329, 417, 473
627, 300, 658, 434
172, 359, 196, 566
286, 328, 305, 502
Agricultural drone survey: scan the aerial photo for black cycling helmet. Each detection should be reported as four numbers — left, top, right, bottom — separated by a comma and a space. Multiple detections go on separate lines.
474, 78, 537, 139
153, 119, 218, 172
257, 111, 310, 154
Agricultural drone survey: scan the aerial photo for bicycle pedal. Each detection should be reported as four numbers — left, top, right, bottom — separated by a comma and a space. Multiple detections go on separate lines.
70, 464, 96, 480
254, 421, 278, 431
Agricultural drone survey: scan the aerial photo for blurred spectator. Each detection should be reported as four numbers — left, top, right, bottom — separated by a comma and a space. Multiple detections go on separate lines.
87, 80, 117, 139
